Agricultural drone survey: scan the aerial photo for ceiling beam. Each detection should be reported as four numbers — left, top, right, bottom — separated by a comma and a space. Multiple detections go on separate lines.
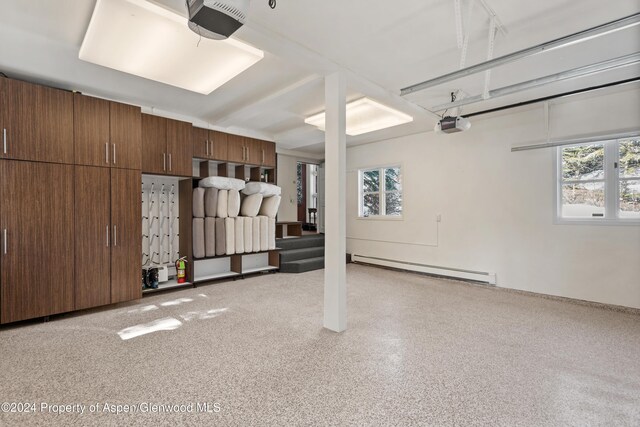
401, 12, 640, 96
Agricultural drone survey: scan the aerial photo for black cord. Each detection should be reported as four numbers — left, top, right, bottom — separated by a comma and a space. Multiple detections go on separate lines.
268, 0, 276, 9
441, 91, 457, 118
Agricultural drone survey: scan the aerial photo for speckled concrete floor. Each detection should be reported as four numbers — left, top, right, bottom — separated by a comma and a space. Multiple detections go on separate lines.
1, 264, 639, 426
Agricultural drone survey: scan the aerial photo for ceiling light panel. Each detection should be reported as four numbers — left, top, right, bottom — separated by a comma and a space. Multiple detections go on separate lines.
79, 0, 264, 95
305, 98, 413, 136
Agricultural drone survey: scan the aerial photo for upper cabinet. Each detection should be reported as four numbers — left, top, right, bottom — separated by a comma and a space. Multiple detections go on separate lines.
260, 139, 276, 167
0, 77, 73, 164
192, 128, 228, 162
74, 93, 141, 170
142, 114, 192, 176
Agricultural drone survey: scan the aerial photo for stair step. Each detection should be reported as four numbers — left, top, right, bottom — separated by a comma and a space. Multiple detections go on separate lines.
280, 246, 325, 262
280, 257, 325, 274
276, 235, 324, 251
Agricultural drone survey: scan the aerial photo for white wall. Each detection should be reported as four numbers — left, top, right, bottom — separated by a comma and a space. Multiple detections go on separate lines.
346, 84, 640, 309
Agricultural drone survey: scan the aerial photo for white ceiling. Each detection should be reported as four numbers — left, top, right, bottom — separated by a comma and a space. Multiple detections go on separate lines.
0, 0, 638, 154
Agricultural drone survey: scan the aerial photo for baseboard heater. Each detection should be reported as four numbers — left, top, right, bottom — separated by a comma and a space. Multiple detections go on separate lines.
352, 255, 497, 285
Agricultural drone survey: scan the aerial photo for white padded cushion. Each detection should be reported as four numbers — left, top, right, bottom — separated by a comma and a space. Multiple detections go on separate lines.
215, 218, 226, 256
199, 176, 246, 191
242, 182, 281, 197
259, 195, 281, 219
240, 193, 263, 217
268, 218, 276, 250
204, 217, 216, 257
225, 218, 235, 255
235, 217, 244, 254
204, 188, 218, 218
243, 217, 253, 253
216, 190, 228, 218
192, 188, 205, 218
192, 218, 205, 259
259, 216, 269, 251
228, 190, 241, 218
252, 217, 261, 253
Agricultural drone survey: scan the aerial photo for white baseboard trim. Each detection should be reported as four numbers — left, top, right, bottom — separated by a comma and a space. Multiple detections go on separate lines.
352, 254, 497, 285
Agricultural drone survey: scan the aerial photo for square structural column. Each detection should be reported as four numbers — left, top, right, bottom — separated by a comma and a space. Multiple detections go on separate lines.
323, 72, 347, 333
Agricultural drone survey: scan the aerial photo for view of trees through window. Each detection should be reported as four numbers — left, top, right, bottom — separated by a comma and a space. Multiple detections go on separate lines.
360, 166, 402, 217
560, 139, 640, 219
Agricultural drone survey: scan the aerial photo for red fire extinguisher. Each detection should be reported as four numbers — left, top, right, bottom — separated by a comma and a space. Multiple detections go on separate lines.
175, 256, 187, 283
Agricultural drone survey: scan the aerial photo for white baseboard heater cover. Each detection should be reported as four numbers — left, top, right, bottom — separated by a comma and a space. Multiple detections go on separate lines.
352, 255, 497, 285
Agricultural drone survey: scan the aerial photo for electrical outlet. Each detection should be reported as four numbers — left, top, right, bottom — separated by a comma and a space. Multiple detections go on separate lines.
436, 214, 442, 222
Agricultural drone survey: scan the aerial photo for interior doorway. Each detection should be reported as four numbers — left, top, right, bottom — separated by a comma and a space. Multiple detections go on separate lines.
297, 162, 321, 234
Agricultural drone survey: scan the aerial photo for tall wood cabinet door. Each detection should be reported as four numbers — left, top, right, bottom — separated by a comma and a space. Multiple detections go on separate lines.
141, 114, 167, 175
0, 78, 73, 164
245, 137, 262, 165
74, 94, 111, 167
74, 166, 111, 310
226, 134, 245, 163
110, 168, 142, 304
0, 160, 75, 324
110, 101, 142, 170
261, 140, 276, 167
166, 119, 193, 177
210, 131, 228, 161
192, 127, 209, 159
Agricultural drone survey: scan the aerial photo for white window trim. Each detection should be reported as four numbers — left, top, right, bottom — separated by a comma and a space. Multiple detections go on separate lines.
554, 139, 640, 226
358, 164, 404, 220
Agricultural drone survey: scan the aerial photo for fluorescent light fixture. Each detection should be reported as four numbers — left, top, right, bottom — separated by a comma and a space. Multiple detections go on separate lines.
79, 0, 264, 95
305, 98, 413, 136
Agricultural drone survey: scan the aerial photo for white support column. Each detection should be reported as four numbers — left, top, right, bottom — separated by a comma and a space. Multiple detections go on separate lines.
323, 72, 347, 333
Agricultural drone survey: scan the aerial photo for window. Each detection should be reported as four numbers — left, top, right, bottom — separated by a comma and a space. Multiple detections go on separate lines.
557, 138, 640, 223
359, 166, 402, 218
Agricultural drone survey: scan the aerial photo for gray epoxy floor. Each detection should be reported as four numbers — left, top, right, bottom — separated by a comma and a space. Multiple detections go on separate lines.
0, 264, 638, 426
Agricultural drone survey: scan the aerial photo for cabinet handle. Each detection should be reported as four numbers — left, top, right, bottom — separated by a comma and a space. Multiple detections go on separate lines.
262, 149, 265, 164
163, 153, 166, 171
105, 142, 109, 164
169, 153, 172, 171
113, 225, 117, 247
113, 144, 116, 164
3, 229, 6, 255
2, 128, 6, 154
106, 225, 109, 247
205, 140, 209, 156
210, 141, 213, 158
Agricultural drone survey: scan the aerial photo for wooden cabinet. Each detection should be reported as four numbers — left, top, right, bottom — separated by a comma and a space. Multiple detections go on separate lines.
110, 168, 142, 304
245, 137, 262, 165
74, 93, 142, 170
0, 160, 75, 324
74, 166, 111, 310
74, 166, 142, 311
226, 133, 245, 163
0, 77, 73, 164
193, 128, 229, 161
210, 131, 228, 160
261, 140, 276, 167
142, 114, 192, 176
192, 127, 209, 159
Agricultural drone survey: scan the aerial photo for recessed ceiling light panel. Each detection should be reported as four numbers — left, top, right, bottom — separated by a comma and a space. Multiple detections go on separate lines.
79, 0, 264, 95
305, 98, 413, 136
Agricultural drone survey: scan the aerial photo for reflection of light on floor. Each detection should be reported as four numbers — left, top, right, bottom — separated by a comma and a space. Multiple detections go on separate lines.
160, 298, 194, 307
179, 308, 228, 322
127, 305, 159, 314
198, 294, 208, 298
118, 317, 182, 341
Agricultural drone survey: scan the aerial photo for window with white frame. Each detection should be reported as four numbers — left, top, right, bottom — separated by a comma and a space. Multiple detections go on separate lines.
359, 166, 402, 218
557, 138, 640, 222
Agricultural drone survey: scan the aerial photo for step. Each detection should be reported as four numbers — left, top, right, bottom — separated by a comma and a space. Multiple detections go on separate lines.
280, 246, 325, 263
279, 257, 325, 274
276, 235, 324, 251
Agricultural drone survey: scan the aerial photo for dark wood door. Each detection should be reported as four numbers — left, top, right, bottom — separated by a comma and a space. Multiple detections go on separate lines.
245, 137, 262, 165
0, 160, 74, 324
226, 134, 245, 163
141, 114, 167, 175
110, 168, 142, 304
192, 127, 209, 159
74, 166, 111, 310
167, 119, 193, 177
0, 78, 73, 164
210, 131, 228, 161
74, 93, 111, 167
110, 101, 141, 170
262, 140, 276, 167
